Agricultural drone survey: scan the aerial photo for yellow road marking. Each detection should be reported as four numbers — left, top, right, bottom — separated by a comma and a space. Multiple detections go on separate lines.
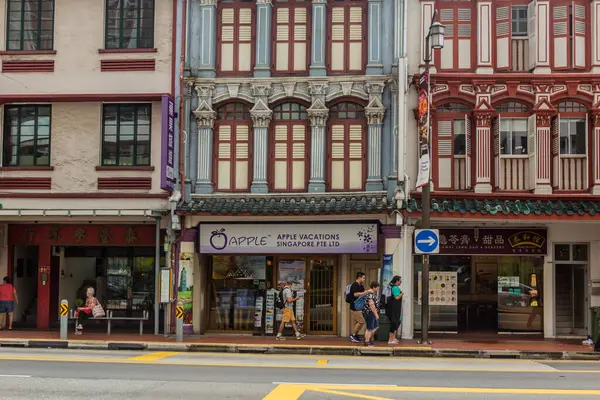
128, 352, 179, 362
262, 384, 600, 399
316, 359, 328, 365
310, 388, 392, 400
262, 384, 306, 400
0, 354, 598, 374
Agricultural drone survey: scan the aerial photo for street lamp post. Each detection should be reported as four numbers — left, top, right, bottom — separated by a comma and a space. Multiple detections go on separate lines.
419, 16, 444, 346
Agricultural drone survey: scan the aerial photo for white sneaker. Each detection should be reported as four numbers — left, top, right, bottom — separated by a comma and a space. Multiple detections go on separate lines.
388, 339, 399, 345
276, 335, 285, 341
295, 333, 306, 340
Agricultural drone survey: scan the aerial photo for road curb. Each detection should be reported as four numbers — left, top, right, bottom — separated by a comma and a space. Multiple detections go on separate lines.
0, 338, 597, 360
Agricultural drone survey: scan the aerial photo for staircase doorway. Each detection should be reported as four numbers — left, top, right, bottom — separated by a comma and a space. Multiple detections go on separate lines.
554, 244, 589, 337
12, 245, 39, 329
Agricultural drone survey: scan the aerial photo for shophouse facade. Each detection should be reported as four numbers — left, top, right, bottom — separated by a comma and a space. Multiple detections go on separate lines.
0, 0, 177, 329
177, 0, 406, 337
398, 0, 600, 339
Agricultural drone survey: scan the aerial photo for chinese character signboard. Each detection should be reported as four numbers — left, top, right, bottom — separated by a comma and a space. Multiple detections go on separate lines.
415, 70, 430, 188
161, 95, 176, 192
438, 228, 547, 255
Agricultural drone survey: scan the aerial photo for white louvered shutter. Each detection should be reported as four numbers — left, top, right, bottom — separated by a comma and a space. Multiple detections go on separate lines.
437, 120, 453, 189
237, 8, 253, 72
527, 1, 537, 70
348, 124, 363, 189
330, 124, 346, 189
528, 115, 537, 190
273, 125, 289, 190
234, 125, 250, 190
274, 6, 308, 73
465, 115, 472, 189
552, 4, 569, 69
551, 115, 561, 189
493, 116, 501, 189
439, 8, 454, 70
291, 124, 308, 190
496, 6, 511, 70
330, 7, 345, 72
220, 8, 235, 72
572, 2, 586, 69
217, 125, 233, 190
457, 8, 472, 69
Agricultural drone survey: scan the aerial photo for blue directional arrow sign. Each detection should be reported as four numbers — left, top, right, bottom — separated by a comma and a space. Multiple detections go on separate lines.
414, 229, 440, 254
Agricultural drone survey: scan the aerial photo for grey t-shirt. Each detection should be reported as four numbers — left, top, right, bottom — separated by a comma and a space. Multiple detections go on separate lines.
282, 287, 293, 310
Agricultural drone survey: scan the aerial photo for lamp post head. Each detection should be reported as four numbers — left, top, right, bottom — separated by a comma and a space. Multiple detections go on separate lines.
430, 21, 445, 50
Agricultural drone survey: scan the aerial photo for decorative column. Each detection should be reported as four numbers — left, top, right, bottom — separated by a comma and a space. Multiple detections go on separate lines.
192, 85, 216, 194
531, 111, 553, 194
367, 0, 384, 75
250, 84, 273, 193
198, 0, 218, 78
307, 82, 329, 192
365, 98, 385, 191
310, 0, 327, 76
254, 0, 273, 77
473, 110, 494, 193
591, 109, 600, 194
476, 0, 493, 73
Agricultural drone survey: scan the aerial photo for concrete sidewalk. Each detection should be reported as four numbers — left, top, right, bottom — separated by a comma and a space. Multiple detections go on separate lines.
0, 331, 597, 360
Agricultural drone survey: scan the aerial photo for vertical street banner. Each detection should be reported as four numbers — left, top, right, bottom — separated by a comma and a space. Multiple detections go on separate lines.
416, 70, 430, 188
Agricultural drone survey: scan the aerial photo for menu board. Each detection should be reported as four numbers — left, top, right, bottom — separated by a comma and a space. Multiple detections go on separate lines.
429, 272, 457, 306
419, 271, 458, 306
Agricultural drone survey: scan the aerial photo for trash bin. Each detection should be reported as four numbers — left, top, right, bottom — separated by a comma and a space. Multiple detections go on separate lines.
375, 312, 390, 342
592, 307, 600, 344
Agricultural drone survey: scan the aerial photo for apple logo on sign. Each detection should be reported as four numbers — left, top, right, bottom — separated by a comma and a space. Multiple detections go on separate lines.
209, 228, 228, 250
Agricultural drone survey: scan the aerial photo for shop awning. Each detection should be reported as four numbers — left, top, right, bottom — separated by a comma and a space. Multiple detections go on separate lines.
177, 192, 395, 216
403, 197, 600, 217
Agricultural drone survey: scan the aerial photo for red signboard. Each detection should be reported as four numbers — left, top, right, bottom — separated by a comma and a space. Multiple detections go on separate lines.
8, 224, 156, 246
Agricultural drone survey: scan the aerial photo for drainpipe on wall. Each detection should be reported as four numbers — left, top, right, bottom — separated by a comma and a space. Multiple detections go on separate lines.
154, 217, 161, 335
178, 0, 188, 202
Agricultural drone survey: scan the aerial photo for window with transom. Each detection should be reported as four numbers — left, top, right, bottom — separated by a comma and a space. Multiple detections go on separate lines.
328, 0, 366, 74
327, 102, 365, 191
270, 103, 309, 192
3, 105, 51, 167
557, 101, 587, 156
6, 0, 55, 51
214, 103, 252, 191
217, 1, 254, 75
105, 0, 155, 50
273, 0, 310, 74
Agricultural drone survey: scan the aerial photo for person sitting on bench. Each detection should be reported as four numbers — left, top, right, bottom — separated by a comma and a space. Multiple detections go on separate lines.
75, 287, 101, 335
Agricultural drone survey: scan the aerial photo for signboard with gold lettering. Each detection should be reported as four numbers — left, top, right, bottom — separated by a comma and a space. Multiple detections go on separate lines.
438, 228, 547, 255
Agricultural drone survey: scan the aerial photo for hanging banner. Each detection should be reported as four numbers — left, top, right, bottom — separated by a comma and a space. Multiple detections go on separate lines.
199, 223, 378, 254
416, 70, 431, 188
178, 252, 194, 326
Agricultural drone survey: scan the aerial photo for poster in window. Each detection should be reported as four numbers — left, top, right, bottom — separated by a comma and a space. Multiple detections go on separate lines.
178, 252, 194, 325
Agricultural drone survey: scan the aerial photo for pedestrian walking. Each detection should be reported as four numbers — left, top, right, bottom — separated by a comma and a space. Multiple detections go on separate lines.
276, 280, 306, 341
346, 272, 368, 343
363, 281, 380, 346
386, 276, 403, 344
0, 277, 18, 330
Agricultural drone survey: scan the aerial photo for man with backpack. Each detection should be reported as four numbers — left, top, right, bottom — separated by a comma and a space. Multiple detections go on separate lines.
276, 279, 306, 341
346, 272, 368, 343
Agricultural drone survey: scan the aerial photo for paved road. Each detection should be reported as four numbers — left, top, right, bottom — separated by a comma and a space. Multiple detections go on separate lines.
0, 348, 598, 399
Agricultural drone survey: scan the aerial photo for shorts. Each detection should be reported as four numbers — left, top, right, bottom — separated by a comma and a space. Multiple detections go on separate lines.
364, 313, 379, 331
282, 308, 295, 323
0, 301, 14, 313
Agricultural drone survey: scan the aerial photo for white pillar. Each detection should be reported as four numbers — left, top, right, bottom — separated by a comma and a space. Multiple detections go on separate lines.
400, 225, 415, 339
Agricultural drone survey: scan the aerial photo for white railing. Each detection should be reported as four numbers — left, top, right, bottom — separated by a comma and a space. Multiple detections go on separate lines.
559, 156, 587, 191
511, 38, 529, 72
454, 157, 467, 190
499, 157, 529, 191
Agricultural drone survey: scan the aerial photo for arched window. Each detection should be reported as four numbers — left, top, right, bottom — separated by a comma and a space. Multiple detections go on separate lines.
270, 103, 309, 191
217, 1, 254, 76
273, 0, 310, 74
435, 102, 470, 113
328, 0, 367, 74
497, 102, 529, 113
557, 101, 587, 113
327, 102, 365, 190
214, 103, 252, 191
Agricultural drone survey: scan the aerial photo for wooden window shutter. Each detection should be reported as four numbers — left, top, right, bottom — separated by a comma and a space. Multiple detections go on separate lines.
572, 2, 586, 69
237, 8, 253, 72
527, 1, 537, 70
273, 124, 289, 190
216, 125, 233, 190
293, 7, 308, 72
551, 115, 561, 189
348, 124, 363, 189
457, 8, 472, 69
330, 7, 345, 72
436, 120, 453, 189
465, 115, 472, 189
527, 114, 537, 190
348, 6, 364, 72
493, 116, 501, 189
330, 124, 346, 189
439, 8, 455, 70
552, 4, 569, 69
234, 124, 250, 190
496, 6, 511, 70
220, 8, 235, 72
274, 7, 291, 72
291, 124, 307, 190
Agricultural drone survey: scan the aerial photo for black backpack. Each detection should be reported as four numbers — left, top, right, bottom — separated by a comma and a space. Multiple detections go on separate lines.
275, 290, 286, 310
